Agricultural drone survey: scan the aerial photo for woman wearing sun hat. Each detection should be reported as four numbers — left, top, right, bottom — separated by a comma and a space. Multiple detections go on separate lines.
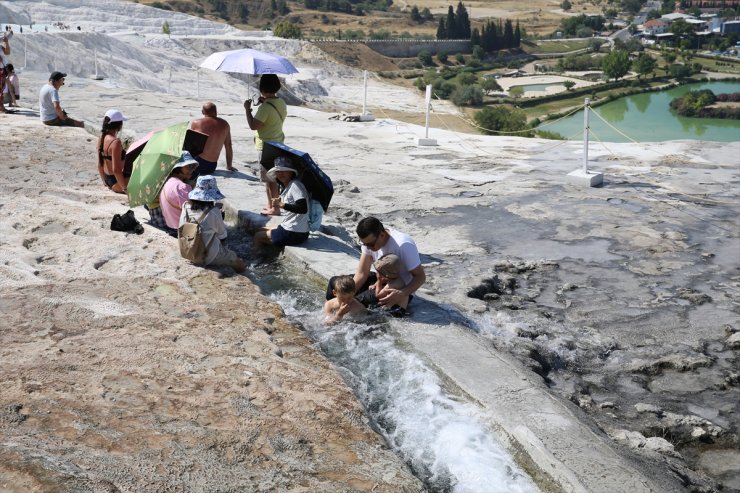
179, 175, 245, 272
97, 108, 129, 193
159, 150, 199, 231
254, 156, 310, 248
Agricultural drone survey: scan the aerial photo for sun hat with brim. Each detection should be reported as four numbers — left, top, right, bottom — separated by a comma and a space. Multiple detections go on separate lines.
49, 71, 67, 81
266, 156, 297, 182
173, 150, 198, 169
104, 109, 128, 123
374, 254, 401, 279
188, 175, 225, 202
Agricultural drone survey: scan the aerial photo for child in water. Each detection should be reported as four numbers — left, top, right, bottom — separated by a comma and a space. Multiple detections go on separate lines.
323, 275, 366, 324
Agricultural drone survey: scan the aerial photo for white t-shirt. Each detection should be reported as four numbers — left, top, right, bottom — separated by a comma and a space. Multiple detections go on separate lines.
179, 203, 227, 266
360, 229, 421, 286
39, 83, 60, 122
280, 179, 309, 233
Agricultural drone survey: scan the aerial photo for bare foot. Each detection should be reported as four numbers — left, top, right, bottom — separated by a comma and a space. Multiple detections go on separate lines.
232, 258, 246, 273
260, 208, 281, 216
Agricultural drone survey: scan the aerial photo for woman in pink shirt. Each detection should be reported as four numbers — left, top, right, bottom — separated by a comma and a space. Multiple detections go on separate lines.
160, 151, 198, 230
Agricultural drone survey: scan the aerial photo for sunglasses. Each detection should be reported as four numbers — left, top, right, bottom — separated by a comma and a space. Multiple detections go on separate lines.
360, 234, 379, 249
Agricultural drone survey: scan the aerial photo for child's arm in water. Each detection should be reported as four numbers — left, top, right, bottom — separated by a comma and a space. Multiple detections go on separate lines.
324, 298, 350, 324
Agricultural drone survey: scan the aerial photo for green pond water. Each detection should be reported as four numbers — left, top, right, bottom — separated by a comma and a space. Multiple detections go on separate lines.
516, 82, 565, 93
541, 80, 740, 142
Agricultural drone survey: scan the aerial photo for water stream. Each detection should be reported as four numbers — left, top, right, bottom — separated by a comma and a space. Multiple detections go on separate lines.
246, 260, 541, 493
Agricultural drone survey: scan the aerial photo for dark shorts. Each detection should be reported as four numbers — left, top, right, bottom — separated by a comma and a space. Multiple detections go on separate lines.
104, 174, 117, 188
193, 155, 217, 176
43, 116, 79, 127
271, 225, 309, 247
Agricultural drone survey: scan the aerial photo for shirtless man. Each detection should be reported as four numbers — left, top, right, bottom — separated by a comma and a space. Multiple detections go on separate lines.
190, 102, 234, 177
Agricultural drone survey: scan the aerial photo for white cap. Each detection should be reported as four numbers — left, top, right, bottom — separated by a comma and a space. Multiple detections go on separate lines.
104, 109, 128, 123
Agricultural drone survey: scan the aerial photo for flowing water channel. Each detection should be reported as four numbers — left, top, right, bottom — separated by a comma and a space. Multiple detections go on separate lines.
246, 260, 541, 493
542, 80, 740, 142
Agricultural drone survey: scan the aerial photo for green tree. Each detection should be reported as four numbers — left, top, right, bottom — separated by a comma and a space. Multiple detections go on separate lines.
418, 50, 434, 66
601, 49, 630, 81
588, 38, 605, 52
436, 17, 447, 39
274, 21, 302, 39
410, 5, 421, 22
632, 52, 656, 80
474, 106, 531, 135
451, 85, 484, 106
561, 0, 572, 11
621, 0, 642, 15
455, 53, 465, 64
162, 20, 170, 37
421, 7, 433, 21
472, 45, 484, 60
669, 63, 692, 79
437, 51, 449, 64
670, 18, 694, 37
509, 86, 524, 99
563, 80, 576, 91
456, 1, 471, 39
457, 72, 477, 85
446, 5, 457, 38
481, 77, 502, 94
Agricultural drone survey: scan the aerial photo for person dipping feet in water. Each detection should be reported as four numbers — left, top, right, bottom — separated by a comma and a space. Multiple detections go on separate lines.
326, 216, 426, 313
179, 175, 246, 273
253, 157, 310, 249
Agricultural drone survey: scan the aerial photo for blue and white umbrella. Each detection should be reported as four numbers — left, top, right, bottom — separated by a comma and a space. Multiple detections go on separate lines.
199, 48, 298, 75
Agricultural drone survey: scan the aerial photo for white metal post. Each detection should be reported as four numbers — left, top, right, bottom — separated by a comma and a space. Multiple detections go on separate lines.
566, 97, 603, 186
424, 84, 431, 138
358, 70, 375, 121
418, 84, 437, 146
23, 34, 27, 71
362, 70, 368, 115
196, 66, 200, 99
168, 67, 172, 94
583, 97, 590, 173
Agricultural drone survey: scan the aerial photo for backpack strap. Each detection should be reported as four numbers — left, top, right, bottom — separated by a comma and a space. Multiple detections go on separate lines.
265, 100, 285, 122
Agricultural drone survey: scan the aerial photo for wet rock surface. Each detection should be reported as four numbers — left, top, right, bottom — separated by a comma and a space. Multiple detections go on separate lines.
289, 173, 733, 485
332, 151, 740, 491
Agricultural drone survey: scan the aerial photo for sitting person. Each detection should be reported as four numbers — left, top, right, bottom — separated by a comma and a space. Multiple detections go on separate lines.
326, 217, 426, 311
370, 254, 410, 317
96, 109, 129, 193
160, 151, 198, 230
323, 275, 366, 325
254, 157, 310, 248
39, 71, 84, 127
179, 175, 245, 272
2, 63, 18, 107
0, 30, 11, 114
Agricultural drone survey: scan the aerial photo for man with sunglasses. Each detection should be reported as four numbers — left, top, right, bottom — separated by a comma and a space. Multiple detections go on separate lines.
39, 71, 83, 127
326, 216, 426, 312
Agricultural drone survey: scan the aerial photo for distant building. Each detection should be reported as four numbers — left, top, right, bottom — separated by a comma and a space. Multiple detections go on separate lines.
661, 12, 695, 22
643, 19, 669, 35
722, 20, 740, 35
